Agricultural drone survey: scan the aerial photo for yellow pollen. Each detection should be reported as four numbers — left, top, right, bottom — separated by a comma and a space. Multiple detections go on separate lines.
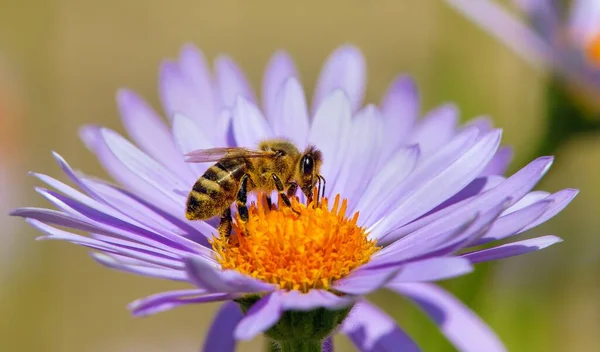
210, 194, 380, 293
585, 33, 600, 66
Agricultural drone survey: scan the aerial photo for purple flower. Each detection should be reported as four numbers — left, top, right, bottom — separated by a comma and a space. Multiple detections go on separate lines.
12, 44, 576, 351
445, 0, 600, 99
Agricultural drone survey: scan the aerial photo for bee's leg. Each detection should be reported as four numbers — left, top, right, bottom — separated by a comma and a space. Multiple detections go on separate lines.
236, 174, 249, 222
217, 207, 233, 237
286, 182, 298, 197
317, 175, 326, 206
272, 174, 300, 215
265, 195, 273, 210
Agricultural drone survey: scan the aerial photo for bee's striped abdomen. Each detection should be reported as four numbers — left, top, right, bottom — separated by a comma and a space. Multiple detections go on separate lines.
185, 158, 248, 220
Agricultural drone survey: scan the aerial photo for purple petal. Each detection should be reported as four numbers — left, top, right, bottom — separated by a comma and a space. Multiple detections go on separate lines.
464, 116, 493, 133
475, 199, 551, 244
445, 0, 553, 68
322, 337, 334, 352
81, 178, 215, 247
516, 188, 578, 233
370, 200, 509, 269
504, 190, 550, 213
380, 75, 419, 155
92, 233, 190, 265
95, 252, 165, 267
279, 289, 354, 311
184, 255, 277, 293
462, 235, 562, 263
100, 127, 188, 189
13, 207, 154, 247
171, 113, 214, 177
178, 44, 217, 125
262, 50, 299, 122
158, 60, 188, 121
80, 126, 177, 210
371, 129, 502, 241
49, 151, 126, 211
312, 45, 366, 114
381, 197, 510, 256
92, 253, 188, 282
214, 55, 257, 108
307, 90, 352, 194
361, 127, 479, 229
234, 292, 282, 340
388, 257, 473, 283
128, 288, 232, 316
358, 145, 420, 225
23, 192, 195, 258
31, 219, 184, 268
271, 77, 310, 145
93, 128, 189, 207
480, 146, 513, 176
330, 105, 384, 209
407, 104, 458, 157
12, 207, 99, 230
515, 0, 560, 41
389, 283, 506, 352
203, 302, 244, 352
341, 300, 421, 352
333, 265, 399, 295
215, 108, 236, 146
389, 156, 555, 240
159, 60, 212, 129
423, 175, 505, 217
232, 96, 273, 147
568, 0, 600, 41
129, 288, 205, 309
83, 177, 186, 234
116, 89, 190, 178
33, 186, 200, 255
29, 171, 132, 224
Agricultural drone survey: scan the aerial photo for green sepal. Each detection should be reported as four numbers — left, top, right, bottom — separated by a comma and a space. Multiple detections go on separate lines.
236, 294, 352, 351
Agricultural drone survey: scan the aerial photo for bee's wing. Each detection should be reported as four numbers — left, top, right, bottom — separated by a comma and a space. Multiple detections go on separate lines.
184, 147, 275, 163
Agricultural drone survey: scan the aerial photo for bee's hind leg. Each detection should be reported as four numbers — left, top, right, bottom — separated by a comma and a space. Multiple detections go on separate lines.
218, 174, 250, 239
272, 174, 300, 215
286, 182, 298, 198
236, 174, 250, 222
217, 207, 233, 237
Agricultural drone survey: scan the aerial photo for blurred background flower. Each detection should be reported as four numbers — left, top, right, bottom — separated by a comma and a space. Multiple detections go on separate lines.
1, 0, 599, 351
445, 0, 600, 156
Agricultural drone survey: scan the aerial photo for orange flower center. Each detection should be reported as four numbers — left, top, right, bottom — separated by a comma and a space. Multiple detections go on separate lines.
211, 194, 380, 293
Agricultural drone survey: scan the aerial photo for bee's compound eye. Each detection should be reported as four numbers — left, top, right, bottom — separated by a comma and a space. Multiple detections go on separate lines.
301, 156, 314, 175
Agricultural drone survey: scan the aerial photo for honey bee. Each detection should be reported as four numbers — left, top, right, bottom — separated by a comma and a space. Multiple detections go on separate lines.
184, 139, 325, 236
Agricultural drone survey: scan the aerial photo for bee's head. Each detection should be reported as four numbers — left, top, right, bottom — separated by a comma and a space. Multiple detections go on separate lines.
297, 145, 324, 203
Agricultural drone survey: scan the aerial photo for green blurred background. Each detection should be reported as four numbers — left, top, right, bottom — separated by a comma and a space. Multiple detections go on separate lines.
1, 0, 598, 351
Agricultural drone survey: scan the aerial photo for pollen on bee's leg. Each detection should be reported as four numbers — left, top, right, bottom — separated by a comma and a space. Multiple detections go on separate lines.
211, 192, 381, 293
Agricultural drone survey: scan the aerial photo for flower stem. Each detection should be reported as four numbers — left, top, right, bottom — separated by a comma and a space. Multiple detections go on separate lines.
278, 340, 322, 352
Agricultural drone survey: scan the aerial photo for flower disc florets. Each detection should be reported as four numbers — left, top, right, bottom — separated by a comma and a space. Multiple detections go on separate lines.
211, 194, 380, 293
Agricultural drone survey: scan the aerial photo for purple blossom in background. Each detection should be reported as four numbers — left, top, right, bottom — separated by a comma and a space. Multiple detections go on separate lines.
446, 0, 600, 98
12, 44, 577, 351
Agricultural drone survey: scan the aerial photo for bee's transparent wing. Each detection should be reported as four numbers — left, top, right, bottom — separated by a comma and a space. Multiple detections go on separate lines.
184, 147, 275, 163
